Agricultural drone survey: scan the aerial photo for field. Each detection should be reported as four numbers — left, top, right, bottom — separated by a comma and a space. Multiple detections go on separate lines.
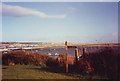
3, 65, 108, 80
2, 65, 80, 79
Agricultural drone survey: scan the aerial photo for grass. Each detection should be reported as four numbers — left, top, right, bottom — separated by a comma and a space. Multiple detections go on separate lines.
2, 65, 80, 79
2, 65, 109, 80
2, 47, 119, 80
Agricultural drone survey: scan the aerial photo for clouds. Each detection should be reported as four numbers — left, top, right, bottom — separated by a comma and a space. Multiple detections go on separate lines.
1, 3, 66, 19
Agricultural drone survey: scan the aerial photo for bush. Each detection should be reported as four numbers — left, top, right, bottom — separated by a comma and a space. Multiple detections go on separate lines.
76, 47, 119, 79
2, 51, 57, 67
46, 58, 58, 67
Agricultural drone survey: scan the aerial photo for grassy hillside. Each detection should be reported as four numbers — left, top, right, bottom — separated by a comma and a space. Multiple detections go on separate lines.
2, 65, 80, 79
2, 47, 119, 80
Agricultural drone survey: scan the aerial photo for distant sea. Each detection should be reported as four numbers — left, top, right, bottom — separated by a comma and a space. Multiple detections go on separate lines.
9, 46, 119, 58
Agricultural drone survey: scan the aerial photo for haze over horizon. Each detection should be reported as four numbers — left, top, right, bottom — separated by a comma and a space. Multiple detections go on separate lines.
1, 2, 118, 44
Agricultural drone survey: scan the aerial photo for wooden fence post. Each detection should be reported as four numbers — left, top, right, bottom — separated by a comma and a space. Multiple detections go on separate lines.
83, 48, 87, 55
65, 41, 68, 73
75, 48, 79, 62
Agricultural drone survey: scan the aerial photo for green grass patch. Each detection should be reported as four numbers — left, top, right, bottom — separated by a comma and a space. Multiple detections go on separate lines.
2, 65, 80, 79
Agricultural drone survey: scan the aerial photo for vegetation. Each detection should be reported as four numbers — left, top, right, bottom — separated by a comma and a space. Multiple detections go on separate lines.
54, 47, 119, 79
2, 65, 79, 79
2, 47, 119, 80
76, 47, 119, 79
2, 51, 58, 67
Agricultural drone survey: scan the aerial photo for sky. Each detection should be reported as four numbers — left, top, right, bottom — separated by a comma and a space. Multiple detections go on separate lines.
1, 2, 118, 43
1, 0, 120, 2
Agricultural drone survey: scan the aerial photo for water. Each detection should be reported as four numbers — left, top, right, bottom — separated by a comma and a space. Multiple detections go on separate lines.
7, 46, 119, 57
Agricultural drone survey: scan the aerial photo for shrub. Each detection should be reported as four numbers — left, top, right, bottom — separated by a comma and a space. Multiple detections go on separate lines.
2, 51, 57, 67
46, 58, 58, 67
76, 47, 119, 79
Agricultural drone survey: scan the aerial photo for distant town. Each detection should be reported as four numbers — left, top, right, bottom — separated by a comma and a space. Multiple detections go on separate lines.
0, 42, 65, 52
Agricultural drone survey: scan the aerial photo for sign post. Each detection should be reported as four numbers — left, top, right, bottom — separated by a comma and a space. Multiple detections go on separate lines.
65, 41, 68, 73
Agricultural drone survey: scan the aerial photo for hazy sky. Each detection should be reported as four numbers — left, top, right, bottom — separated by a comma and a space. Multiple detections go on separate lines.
1, 0, 120, 2
1, 2, 118, 43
